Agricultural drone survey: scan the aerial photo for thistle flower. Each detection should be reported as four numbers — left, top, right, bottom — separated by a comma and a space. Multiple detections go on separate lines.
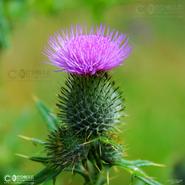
17, 25, 163, 185
45, 25, 132, 75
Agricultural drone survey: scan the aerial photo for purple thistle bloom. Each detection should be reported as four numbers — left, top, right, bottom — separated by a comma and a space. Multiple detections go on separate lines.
45, 25, 132, 75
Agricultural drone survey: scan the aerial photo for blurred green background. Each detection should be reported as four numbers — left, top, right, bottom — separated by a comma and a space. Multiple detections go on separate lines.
0, 0, 185, 184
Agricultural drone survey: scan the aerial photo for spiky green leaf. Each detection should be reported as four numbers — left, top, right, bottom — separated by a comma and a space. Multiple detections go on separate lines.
30, 156, 48, 164
34, 96, 58, 131
135, 175, 162, 185
115, 159, 162, 185
21, 167, 61, 185
18, 135, 46, 145
120, 159, 163, 168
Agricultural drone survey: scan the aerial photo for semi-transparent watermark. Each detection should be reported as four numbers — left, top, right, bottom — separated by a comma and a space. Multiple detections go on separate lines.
4, 174, 34, 184
7, 68, 52, 81
135, 0, 184, 18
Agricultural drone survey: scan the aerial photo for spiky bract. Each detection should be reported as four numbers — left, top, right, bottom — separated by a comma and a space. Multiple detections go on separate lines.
45, 126, 88, 170
57, 73, 123, 139
45, 125, 123, 172
99, 140, 123, 164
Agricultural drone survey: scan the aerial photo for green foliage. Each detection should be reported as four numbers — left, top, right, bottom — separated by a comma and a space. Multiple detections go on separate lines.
21, 167, 61, 185
31, 0, 64, 15
0, 0, 60, 51
0, 1, 10, 49
34, 96, 58, 131
81, 0, 118, 22
18, 135, 46, 145
116, 159, 163, 185
0, 0, 28, 50
173, 157, 185, 185
0, 0, 126, 51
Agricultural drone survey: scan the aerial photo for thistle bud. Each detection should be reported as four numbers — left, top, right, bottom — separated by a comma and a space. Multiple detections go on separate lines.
57, 73, 123, 139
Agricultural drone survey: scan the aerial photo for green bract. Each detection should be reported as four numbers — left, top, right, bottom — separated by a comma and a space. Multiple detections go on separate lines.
57, 73, 123, 139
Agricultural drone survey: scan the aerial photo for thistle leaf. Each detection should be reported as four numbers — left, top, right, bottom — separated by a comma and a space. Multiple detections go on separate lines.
33, 96, 58, 131
16, 153, 48, 165
135, 175, 162, 185
21, 167, 61, 185
18, 135, 46, 145
120, 159, 164, 168
115, 159, 162, 185
15, 153, 29, 159
30, 156, 48, 164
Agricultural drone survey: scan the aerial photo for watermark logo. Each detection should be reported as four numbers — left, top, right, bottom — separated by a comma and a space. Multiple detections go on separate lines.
8, 68, 52, 81
135, 0, 184, 18
4, 174, 34, 184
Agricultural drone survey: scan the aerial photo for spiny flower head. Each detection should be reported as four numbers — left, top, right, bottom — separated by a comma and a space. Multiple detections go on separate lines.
57, 73, 123, 139
45, 25, 132, 75
45, 126, 88, 169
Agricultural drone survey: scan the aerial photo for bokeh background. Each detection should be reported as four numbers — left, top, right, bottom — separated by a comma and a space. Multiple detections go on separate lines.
0, 0, 185, 184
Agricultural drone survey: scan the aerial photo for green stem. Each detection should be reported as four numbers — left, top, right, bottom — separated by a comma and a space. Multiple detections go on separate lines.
83, 160, 107, 185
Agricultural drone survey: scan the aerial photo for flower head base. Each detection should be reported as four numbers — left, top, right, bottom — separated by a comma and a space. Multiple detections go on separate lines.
45, 25, 132, 75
